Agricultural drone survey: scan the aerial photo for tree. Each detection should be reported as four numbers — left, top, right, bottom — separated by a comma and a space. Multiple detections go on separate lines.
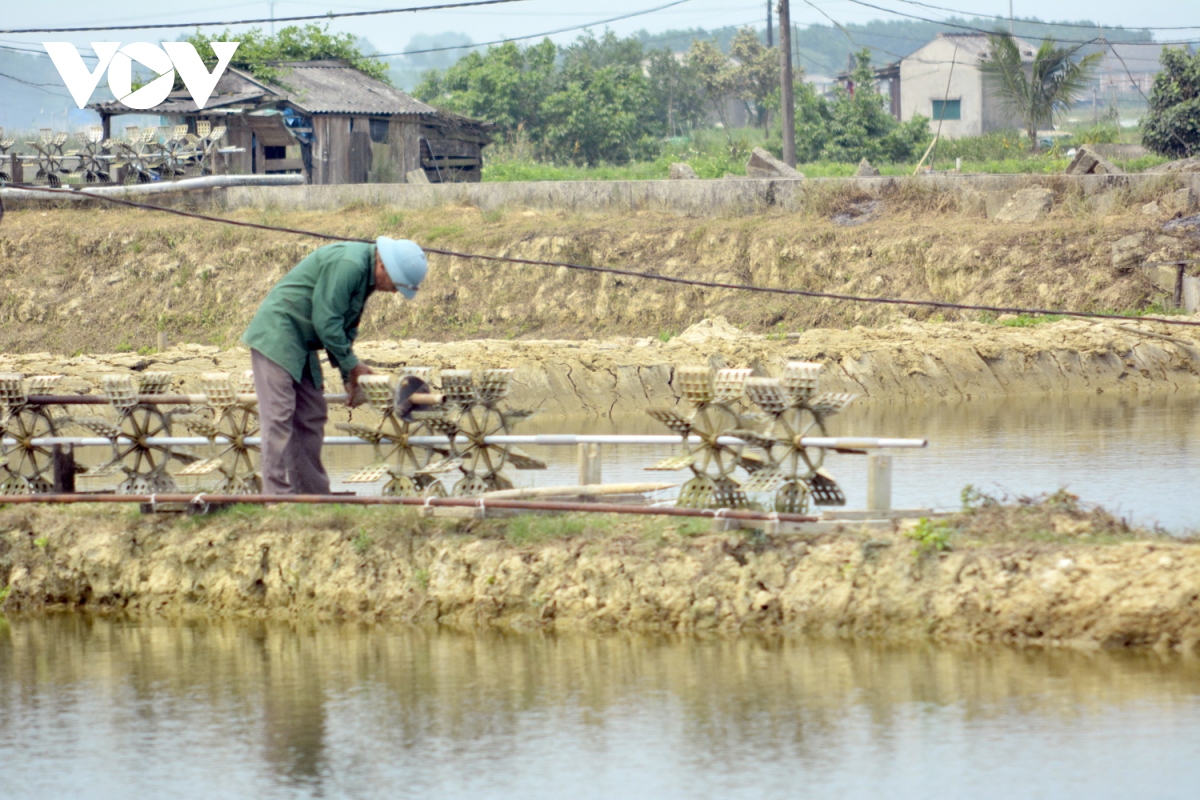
184, 24, 391, 87
414, 40, 557, 134
1141, 47, 1200, 158
644, 48, 707, 138
728, 28, 779, 133
783, 49, 929, 164
978, 33, 1101, 151
686, 39, 737, 143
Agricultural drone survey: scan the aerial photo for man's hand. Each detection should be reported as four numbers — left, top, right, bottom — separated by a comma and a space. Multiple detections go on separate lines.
344, 363, 374, 408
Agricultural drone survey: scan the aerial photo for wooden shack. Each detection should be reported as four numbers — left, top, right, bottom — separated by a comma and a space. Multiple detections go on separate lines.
91, 60, 492, 184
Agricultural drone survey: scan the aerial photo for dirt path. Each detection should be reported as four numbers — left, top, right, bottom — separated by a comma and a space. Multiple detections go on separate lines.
2, 316, 1196, 415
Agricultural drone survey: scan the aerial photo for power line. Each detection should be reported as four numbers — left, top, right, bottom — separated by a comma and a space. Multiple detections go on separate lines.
4, 182, 1199, 330
880, 0, 1198, 33
837, 0, 1200, 46
371, 0, 695, 57
0, 0, 532, 35
0, 70, 76, 98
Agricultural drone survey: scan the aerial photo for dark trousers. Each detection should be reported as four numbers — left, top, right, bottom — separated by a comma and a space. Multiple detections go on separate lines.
251, 349, 331, 495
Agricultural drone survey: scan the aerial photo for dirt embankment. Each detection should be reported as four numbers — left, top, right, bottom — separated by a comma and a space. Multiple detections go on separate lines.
1, 179, 1197, 355
2, 505, 1198, 651
2, 316, 1197, 414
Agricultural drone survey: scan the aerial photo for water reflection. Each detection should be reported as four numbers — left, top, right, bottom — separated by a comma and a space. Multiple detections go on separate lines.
2, 617, 1200, 798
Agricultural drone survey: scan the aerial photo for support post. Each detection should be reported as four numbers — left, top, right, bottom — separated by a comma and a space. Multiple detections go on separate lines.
1175, 262, 1185, 309
157, 330, 169, 351
778, 0, 796, 167
578, 443, 601, 486
866, 453, 892, 513
52, 444, 76, 494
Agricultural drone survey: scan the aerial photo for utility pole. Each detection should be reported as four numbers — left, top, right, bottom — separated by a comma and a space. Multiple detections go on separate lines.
767, 1, 774, 47
270, 0, 277, 35
1009, 0, 1014, 34
779, 0, 795, 166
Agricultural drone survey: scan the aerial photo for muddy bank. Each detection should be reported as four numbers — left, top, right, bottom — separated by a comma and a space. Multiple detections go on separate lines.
1, 505, 1198, 651
1, 181, 1198, 354
2, 316, 1197, 415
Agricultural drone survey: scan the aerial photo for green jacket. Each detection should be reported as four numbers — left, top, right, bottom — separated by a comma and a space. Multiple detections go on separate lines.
242, 241, 376, 386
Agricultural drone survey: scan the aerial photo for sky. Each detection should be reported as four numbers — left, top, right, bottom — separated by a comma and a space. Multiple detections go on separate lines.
2, 0, 1198, 58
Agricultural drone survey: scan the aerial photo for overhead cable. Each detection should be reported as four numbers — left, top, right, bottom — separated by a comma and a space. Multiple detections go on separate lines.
0, 0, 532, 35
878, 0, 1198, 32
371, 0, 694, 57
4, 183, 1200, 330
836, 0, 1200, 46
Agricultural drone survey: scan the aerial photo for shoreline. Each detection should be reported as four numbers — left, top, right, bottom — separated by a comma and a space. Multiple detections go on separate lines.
2, 503, 1197, 652
2, 317, 1198, 417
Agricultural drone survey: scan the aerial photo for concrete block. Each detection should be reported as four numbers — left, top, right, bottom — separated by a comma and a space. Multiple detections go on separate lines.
1066, 145, 1125, 176
1162, 187, 1196, 216
855, 158, 880, 177
1112, 233, 1148, 271
993, 187, 1054, 223
746, 147, 804, 179
405, 168, 430, 184
669, 163, 698, 180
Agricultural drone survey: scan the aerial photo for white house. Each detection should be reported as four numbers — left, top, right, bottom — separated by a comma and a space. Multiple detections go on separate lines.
899, 33, 1036, 138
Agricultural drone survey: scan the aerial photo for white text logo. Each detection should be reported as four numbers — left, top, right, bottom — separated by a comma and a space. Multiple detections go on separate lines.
44, 42, 240, 110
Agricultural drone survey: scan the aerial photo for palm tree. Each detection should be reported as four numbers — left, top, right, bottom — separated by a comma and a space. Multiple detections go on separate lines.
979, 33, 1102, 151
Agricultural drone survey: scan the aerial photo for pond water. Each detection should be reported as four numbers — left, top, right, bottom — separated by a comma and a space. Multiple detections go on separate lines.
2, 617, 1199, 799
326, 391, 1200, 532
74, 391, 1200, 532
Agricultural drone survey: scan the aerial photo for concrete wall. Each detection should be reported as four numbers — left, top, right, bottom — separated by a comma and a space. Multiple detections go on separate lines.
210, 173, 1200, 216
8, 173, 1200, 216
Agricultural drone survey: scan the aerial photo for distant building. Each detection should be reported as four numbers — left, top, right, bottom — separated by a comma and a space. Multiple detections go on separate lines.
91, 60, 492, 184
1097, 43, 1185, 98
899, 33, 1037, 138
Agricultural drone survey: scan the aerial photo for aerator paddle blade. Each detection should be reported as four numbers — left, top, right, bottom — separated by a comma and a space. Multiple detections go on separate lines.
395, 375, 434, 422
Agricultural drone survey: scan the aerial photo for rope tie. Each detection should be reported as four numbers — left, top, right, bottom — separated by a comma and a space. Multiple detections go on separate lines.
147, 493, 157, 513
190, 493, 210, 514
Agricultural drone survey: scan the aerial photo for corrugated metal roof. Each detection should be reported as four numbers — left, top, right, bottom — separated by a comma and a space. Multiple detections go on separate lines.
267, 60, 438, 116
89, 90, 266, 115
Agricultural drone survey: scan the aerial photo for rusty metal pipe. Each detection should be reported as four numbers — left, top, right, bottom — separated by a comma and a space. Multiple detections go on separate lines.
0, 493, 819, 522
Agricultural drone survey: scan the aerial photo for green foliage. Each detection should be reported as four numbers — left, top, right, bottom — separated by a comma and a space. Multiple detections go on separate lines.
1142, 47, 1200, 158
979, 34, 1102, 151
413, 568, 430, 589
419, 33, 674, 166
960, 484, 1000, 512
729, 29, 780, 131
0, 584, 9, 604
906, 518, 953, 555
1069, 122, 1121, 145
783, 50, 931, 164
999, 314, 1064, 327
33, 536, 48, 549
505, 514, 590, 545
183, 23, 391, 87
352, 529, 373, 555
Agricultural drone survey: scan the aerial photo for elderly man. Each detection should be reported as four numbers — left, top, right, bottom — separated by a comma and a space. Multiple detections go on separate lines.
243, 236, 427, 495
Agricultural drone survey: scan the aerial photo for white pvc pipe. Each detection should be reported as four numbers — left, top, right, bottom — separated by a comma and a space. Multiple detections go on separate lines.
0, 173, 304, 204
